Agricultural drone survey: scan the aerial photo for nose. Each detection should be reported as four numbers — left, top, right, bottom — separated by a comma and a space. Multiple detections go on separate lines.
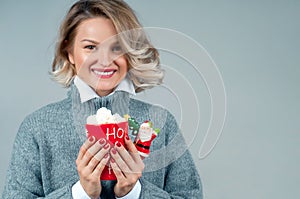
97, 48, 113, 67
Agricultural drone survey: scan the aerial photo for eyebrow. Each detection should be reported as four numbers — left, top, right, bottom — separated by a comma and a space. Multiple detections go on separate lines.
80, 38, 119, 46
80, 39, 99, 44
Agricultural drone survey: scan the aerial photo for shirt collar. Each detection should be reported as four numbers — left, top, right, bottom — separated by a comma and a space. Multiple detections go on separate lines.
74, 75, 136, 103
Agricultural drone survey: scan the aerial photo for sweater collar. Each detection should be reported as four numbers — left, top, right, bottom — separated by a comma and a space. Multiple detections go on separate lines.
68, 77, 131, 117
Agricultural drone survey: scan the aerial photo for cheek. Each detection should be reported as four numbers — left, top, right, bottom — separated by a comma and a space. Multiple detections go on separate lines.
76, 57, 89, 74
114, 56, 128, 71
73, 50, 89, 73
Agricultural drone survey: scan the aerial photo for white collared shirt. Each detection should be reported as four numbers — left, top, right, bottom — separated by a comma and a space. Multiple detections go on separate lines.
74, 75, 136, 103
72, 76, 141, 199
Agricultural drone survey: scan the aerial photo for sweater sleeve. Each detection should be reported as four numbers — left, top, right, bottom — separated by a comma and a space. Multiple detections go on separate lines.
1, 116, 74, 199
138, 111, 203, 199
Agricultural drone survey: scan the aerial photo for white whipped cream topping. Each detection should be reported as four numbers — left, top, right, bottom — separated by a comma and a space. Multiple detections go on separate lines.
86, 107, 126, 124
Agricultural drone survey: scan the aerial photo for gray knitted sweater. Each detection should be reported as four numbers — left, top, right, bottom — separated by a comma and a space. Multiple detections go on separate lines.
2, 84, 202, 199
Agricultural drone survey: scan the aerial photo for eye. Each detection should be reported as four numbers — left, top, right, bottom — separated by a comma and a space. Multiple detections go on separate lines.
111, 45, 122, 53
84, 45, 96, 50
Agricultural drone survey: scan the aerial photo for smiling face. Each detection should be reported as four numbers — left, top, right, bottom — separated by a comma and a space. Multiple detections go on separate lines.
68, 17, 128, 96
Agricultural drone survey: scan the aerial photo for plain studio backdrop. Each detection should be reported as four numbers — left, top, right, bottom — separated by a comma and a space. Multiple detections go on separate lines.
0, 1, 299, 198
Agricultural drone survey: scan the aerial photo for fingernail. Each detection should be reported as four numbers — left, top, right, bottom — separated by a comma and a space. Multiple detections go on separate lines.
110, 158, 115, 163
116, 142, 122, 148
104, 153, 109, 159
104, 144, 110, 149
111, 148, 117, 154
99, 138, 105, 145
125, 135, 129, 140
89, 136, 94, 142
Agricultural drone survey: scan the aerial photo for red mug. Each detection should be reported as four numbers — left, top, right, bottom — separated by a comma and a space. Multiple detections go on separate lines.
86, 121, 128, 180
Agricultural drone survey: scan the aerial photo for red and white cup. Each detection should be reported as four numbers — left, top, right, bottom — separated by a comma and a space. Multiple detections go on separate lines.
86, 121, 128, 180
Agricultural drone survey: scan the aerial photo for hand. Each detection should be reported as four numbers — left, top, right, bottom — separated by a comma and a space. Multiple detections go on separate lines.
76, 136, 110, 199
110, 135, 145, 197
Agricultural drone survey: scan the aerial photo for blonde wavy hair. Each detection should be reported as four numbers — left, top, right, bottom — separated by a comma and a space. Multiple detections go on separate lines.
52, 0, 164, 93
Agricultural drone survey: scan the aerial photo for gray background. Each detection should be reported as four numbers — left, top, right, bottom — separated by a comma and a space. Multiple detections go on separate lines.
1, 0, 299, 198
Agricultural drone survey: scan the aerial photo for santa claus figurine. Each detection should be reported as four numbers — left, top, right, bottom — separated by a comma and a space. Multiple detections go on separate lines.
134, 120, 160, 158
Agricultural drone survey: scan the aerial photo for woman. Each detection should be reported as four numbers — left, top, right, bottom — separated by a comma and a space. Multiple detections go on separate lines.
2, 0, 202, 198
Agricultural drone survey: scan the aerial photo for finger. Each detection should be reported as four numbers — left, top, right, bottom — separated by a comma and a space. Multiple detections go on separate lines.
92, 153, 110, 178
88, 138, 106, 156
87, 143, 111, 171
114, 141, 137, 171
94, 143, 110, 161
110, 147, 132, 174
124, 135, 143, 164
77, 136, 96, 161
110, 158, 125, 181
81, 138, 106, 167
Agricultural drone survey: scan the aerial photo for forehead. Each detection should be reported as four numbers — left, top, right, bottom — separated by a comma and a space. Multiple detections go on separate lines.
75, 17, 117, 42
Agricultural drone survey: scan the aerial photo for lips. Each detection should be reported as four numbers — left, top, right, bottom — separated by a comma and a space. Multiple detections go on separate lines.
91, 68, 116, 79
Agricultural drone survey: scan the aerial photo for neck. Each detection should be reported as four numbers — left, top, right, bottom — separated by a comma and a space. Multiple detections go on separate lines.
95, 89, 114, 97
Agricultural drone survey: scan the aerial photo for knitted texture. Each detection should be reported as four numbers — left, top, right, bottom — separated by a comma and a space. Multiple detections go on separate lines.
2, 84, 202, 199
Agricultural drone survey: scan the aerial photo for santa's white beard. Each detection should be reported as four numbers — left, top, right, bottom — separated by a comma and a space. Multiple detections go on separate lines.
139, 130, 152, 142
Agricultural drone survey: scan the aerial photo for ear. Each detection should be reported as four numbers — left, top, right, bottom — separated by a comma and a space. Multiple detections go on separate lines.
68, 50, 75, 65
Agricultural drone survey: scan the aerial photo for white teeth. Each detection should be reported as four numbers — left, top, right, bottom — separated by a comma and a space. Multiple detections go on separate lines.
93, 70, 114, 76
